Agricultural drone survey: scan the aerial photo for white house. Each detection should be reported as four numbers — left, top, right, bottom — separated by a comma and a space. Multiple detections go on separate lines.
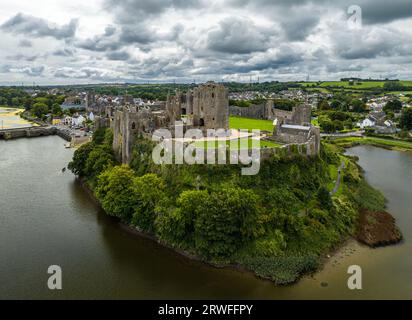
72, 114, 85, 127
358, 117, 375, 129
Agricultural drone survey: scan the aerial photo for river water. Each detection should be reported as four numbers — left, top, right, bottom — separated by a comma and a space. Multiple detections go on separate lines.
0, 137, 411, 299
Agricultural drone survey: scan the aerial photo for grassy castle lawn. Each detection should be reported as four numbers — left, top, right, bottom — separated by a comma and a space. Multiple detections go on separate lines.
229, 116, 274, 132
192, 138, 281, 150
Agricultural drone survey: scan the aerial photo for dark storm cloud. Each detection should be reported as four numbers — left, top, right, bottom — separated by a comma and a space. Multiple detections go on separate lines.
106, 50, 130, 61
119, 25, 155, 45
356, 0, 412, 24
53, 48, 76, 57
229, 0, 412, 25
1, 13, 78, 39
18, 39, 33, 48
6, 54, 39, 62
333, 27, 412, 60
2, 0, 412, 82
281, 14, 320, 41
23, 66, 45, 76
104, 0, 202, 23
206, 17, 271, 54
76, 32, 123, 52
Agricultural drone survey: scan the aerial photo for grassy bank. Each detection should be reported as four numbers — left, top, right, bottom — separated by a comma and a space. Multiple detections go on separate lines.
327, 136, 412, 152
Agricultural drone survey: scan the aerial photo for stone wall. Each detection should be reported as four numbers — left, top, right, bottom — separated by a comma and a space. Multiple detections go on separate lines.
0, 127, 72, 142
260, 130, 320, 160
229, 104, 266, 119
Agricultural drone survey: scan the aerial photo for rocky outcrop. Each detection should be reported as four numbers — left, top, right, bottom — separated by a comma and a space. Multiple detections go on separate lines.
357, 209, 403, 247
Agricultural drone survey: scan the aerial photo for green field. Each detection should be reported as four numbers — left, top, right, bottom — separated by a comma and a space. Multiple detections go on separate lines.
299, 81, 412, 90
229, 116, 274, 132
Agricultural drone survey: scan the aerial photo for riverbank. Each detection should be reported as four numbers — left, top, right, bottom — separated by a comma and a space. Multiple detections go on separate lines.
0, 107, 36, 130
326, 136, 412, 153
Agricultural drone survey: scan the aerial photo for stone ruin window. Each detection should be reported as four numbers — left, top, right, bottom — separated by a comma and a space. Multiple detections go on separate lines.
131, 122, 136, 130
199, 118, 205, 126
212, 93, 215, 99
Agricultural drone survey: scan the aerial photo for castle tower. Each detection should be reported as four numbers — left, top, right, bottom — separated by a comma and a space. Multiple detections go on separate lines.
192, 82, 229, 130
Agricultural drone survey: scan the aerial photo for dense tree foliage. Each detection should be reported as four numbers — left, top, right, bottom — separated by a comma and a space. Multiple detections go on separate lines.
383, 99, 403, 113
68, 143, 95, 176
399, 108, 412, 130
95, 165, 137, 221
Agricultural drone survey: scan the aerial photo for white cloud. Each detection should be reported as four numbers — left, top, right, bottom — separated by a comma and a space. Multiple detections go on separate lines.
0, 0, 411, 84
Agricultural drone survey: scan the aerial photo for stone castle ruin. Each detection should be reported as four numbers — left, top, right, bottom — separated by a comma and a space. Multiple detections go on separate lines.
110, 82, 229, 164
271, 102, 320, 155
92, 82, 319, 164
166, 81, 229, 131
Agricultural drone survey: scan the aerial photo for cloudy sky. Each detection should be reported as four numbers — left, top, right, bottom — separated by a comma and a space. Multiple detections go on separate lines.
0, 0, 412, 85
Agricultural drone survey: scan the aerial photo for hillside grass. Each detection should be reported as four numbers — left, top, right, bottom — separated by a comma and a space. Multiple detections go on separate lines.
298, 81, 412, 90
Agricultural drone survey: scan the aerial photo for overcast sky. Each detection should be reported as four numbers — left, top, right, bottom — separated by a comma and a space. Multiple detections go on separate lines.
0, 0, 412, 85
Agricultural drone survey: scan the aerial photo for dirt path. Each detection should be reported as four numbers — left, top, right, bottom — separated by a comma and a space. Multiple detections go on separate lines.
331, 160, 345, 195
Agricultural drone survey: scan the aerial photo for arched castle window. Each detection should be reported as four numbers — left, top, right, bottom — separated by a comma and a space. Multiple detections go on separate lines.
131, 122, 136, 130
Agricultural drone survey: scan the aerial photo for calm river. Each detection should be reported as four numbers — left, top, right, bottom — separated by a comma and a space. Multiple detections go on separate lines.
0, 137, 411, 299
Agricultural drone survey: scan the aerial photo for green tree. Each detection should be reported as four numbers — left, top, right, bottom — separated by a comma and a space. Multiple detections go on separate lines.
68, 142, 94, 176
350, 99, 366, 113
32, 102, 49, 118
319, 117, 335, 133
95, 165, 136, 222
317, 186, 332, 209
333, 120, 344, 131
131, 174, 166, 232
318, 99, 330, 111
84, 145, 114, 179
92, 128, 107, 145
193, 187, 261, 258
51, 103, 63, 116
399, 108, 412, 130
383, 99, 402, 113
